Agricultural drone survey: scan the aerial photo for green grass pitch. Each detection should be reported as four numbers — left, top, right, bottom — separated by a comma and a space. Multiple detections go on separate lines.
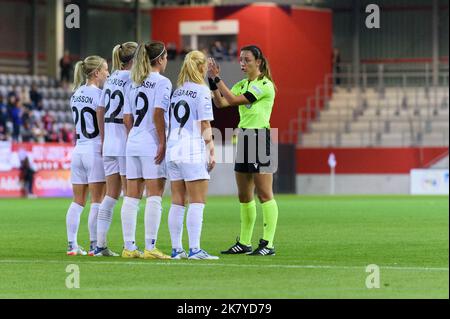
0, 195, 448, 299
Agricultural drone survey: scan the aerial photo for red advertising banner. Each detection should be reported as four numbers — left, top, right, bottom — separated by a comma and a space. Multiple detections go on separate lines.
0, 143, 74, 197
0, 170, 72, 198
11, 143, 73, 171
33, 170, 72, 197
0, 170, 22, 197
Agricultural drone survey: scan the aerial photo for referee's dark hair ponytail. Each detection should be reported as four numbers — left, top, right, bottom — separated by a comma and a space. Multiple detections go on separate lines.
241, 45, 276, 89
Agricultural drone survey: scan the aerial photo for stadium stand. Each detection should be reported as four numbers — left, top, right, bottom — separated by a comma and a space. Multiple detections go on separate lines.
298, 64, 449, 148
0, 74, 73, 143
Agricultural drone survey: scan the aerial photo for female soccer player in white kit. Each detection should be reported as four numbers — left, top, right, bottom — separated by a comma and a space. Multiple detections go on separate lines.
120, 41, 171, 259
94, 42, 138, 257
66, 55, 109, 256
166, 50, 218, 260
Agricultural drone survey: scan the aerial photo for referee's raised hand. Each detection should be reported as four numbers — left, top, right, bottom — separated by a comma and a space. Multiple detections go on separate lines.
207, 57, 220, 78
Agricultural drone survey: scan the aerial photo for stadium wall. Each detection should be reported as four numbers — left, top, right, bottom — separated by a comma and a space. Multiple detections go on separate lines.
295, 147, 449, 194
332, 0, 449, 62
150, 4, 332, 138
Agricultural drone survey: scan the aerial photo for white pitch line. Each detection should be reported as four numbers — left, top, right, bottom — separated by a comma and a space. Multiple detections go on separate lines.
0, 259, 448, 272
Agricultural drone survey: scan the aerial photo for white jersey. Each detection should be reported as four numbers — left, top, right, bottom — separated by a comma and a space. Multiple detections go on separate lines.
70, 84, 102, 154
167, 82, 214, 161
99, 70, 131, 156
125, 72, 172, 157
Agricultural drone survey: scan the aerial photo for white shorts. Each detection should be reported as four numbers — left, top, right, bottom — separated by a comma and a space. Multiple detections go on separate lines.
126, 156, 166, 180
103, 156, 126, 177
71, 152, 106, 184
167, 160, 210, 182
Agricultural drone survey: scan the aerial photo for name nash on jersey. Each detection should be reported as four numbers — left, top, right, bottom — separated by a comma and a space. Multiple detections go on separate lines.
138, 80, 156, 89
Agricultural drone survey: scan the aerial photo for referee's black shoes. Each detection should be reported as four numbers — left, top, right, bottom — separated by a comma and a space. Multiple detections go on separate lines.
221, 237, 252, 254
248, 239, 275, 256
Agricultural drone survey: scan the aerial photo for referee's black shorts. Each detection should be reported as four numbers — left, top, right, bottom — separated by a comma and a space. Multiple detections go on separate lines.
234, 128, 277, 174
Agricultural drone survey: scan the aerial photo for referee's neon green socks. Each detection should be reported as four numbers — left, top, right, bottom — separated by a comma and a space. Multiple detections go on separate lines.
262, 199, 279, 248
239, 200, 256, 246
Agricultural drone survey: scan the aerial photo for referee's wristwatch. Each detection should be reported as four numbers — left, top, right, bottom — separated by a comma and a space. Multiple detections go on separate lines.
213, 76, 221, 84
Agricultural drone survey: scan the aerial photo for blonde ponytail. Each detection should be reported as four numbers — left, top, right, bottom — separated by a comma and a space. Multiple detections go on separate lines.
72, 61, 85, 91
131, 43, 152, 85
177, 50, 207, 87
111, 41, 138, 73
111, 45, 122, 73
72, 55, 106, 91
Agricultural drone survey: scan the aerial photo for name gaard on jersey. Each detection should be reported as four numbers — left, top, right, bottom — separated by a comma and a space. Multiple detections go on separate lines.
71, 95, 94, 104
173, 89, 197, 99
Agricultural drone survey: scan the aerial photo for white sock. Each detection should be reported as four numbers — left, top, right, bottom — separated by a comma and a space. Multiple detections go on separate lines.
97, 196, 117, 248
121, 196, 140, 251
186, 203, 205, 251
88, 203, 100, 245
168, 204, 185, 250
66, 202, 84, 248
144, 196, 162, 250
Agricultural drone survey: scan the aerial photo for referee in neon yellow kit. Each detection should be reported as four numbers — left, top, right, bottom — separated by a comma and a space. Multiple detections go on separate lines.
208, 45, 278, 256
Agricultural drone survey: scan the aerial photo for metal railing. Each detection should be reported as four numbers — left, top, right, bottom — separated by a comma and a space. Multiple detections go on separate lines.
289, 63, 450, 147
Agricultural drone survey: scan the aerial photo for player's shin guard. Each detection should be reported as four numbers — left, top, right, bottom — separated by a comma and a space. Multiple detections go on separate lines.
121, 196, 140, 250
239, 200, 257, 246
97, 196, 117, 248
186, 203, 205, 250
168, 204, 185, 250
88, 203, 100, 245
261, 199, 278, 248
66, 202, 84, 247
144, 196, 162, 250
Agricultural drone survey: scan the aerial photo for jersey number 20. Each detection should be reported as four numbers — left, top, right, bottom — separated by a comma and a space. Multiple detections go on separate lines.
72, 106, 99, 139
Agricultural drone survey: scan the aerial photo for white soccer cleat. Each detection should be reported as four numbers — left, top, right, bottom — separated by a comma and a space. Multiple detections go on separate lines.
67, 244, 87, 256
188, 249, 219, 260
94, 247, 119, 257
171, 249, 188, 260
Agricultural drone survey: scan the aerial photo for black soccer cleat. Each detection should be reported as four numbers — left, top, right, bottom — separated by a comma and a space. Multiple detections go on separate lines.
221, 237, 252, 254
248, 239, 275, 256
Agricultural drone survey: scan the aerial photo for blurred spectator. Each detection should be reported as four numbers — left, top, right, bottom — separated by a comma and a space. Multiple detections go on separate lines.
211, 41, 225, 61
167, 42, 177, 60
6, 96, 22, 141
60, 123, 74, 143
31, 122, 45, 143
7, 86, 19, 101
18, 149, 36, 198
46, 128, 59, 142
200, 47, 209, 58
19, 87, 32, 109
60, 50, 73, 89
21, 108, 32, 128
10, 103, 22, 142
0, 95, 7, 133
29, 84, 43, 110
21, 122, 35, 142
0, 125, 8, 141
42, 111, 55, 133
180, 46, 192, 59
228, 42, 238, 60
